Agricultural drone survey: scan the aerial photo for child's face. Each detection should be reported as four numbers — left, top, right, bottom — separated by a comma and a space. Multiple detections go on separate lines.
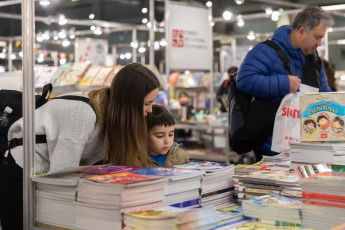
318, 118, 328, 126
306, 122, 315, 130
334, 121, 342, 129
148, 125, 175, 156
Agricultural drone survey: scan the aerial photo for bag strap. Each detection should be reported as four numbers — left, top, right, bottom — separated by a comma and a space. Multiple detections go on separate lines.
262, 39, 293, 75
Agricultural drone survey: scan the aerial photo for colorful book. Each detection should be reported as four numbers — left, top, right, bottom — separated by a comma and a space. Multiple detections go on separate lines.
50, 62, 73, 86
78, 65, 101, 85
92, 66, 114, 85
82, 164, 144, 175
35, 66, 58, 88
86, 171, 164, 185
59, 61, 91, 86
173, 161, 232, 172
103, 65, 122, 85
134, 167, 203, 181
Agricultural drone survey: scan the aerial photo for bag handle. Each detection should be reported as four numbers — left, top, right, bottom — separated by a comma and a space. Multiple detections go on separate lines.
263, 39, 293, 75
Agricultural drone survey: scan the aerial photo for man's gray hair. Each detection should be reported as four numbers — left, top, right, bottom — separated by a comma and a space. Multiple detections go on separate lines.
292, 6, 334, 31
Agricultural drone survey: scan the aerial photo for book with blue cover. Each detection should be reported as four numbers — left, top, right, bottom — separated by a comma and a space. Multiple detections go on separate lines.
134, 167, 204, 181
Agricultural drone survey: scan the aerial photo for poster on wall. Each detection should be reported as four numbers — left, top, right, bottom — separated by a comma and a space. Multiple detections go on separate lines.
75, 38, 108, 65
166, 1, 211, 70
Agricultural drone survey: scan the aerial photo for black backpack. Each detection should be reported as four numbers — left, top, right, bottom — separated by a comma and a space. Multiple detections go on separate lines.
229, 39, 321, 154
0, 83, 94, 155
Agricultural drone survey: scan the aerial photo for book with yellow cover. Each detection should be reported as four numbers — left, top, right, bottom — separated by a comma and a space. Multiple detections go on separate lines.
92, 66, 114, 85
78, 65, 101, 85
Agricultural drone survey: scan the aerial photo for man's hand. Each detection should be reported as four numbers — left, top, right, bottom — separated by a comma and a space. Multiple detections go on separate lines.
288, 75, 301, 93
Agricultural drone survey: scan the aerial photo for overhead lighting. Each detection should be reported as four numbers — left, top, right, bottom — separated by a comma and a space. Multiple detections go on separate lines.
321, 4, 345, 11
89, 14, 95, 19
142, 8, 148, 13
138, 47, 146, 53
39, 0, 50, 7
271, 11, 280, 21
223, 11, 233, 21
125, 53, 131, 59
130, 41, 138, 48
234, 0, 244, 5
153, 41, 160, 50
0, 53, 5, 59
210, 21, 215, 27
59, 58, 66, 65
93, 27, 102, 35
58, 14, 68, 25
247, 31, 255, 40
142, 18, 148, 24
206, 1, 212, 7
159, 38, 167, 47
236, 15, 245, 27
62, 40, 70, 47
58, 30, 67, 39
265, 7, 272, 15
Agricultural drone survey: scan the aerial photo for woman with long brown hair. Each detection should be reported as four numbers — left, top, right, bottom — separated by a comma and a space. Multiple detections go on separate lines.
0, 62, 160, 230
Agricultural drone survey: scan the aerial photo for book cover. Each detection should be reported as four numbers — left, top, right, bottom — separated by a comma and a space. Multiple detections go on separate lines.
233, 222, 301, 229
82, 165, 144, 175
92, 66, 114, 85
78, 65, 101, 85
35, 66, 58, 88
169, 72, 180, 86
306, 171, 345, 181
173, 160, 231, 172
134, 167, 202, 181
103, 65, 122, 85
243, 194, 302, 210
86, 172, 163, 184
50, 63, 73, 86
302, 191, 345, 204
59, 61, 91, 86
170, 198, 200, 208
331, 164, 345, 172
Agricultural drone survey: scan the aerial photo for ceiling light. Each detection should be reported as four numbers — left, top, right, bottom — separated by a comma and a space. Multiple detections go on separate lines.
159, 38, 167, 47
19, 51, 23, 57
62, 40, 70, 47
265, 7, 272, 15
120, 54, 125, 59
90, 26, 96, 31
223, 11, 233, 21
146, 22, 152, 28
89, 14, 95, 19
271, 11, 280, 21
10, 54, 16, 60
236, 15, 244, 27
93, 27, 102, 35
58, 30, 67, 39
210, 21, 215, 27
142, 8, 148, 13
130, 41, 138, 48
138, 47, 146, 53
125, 53, 131, 59
39, 0, 50, 7
234, 0, 244, 5
247, 31, 255, 40
321, 4, 345, 11
142, 18, 148, 24
58, 14, 68, 25
59, 58, 66, 65
0, 53, 5, 59
154, 41, 160, 50
206, 1, 212, 7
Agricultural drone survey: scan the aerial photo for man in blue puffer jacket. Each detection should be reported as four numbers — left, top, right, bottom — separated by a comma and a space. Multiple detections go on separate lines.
236, 6, 334, 161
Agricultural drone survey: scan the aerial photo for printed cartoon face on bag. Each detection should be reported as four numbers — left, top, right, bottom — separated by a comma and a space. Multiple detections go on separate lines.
300, 93, 345, 141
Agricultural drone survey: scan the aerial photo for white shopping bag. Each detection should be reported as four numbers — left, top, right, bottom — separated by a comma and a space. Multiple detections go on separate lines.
271, 84, 319, 153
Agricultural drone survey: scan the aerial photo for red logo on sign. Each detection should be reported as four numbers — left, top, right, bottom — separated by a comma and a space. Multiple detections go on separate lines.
172, 29, 184, 47
320, 134, 328, 138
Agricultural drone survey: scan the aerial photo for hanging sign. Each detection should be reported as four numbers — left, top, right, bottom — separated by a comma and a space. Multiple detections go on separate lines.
166, 1, 211, 70
75, 38, 108, 65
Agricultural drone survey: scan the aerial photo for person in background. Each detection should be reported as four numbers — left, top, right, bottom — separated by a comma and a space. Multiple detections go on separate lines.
0, 63, 160, 230
146, 105, 189, 167
171, 91, 193, 140
216, 66, 238, 112
236, 6, 333, 162
322, 58, 337, 91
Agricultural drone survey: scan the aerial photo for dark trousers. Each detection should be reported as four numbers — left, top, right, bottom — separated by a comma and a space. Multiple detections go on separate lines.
0, 152, 23, 230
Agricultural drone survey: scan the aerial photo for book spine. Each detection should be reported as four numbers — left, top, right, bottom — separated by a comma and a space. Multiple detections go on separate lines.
170, 198, 200, 208
302, 199, 345, 209
302, 191, 345, 204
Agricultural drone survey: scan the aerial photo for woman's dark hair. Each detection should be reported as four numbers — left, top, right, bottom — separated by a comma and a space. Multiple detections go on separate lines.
89, 63, 160, 167
227, 66, 238, 81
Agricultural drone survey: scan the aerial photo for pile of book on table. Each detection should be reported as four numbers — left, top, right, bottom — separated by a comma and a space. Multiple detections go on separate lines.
132, 167, 204, 208
234, 154, 301, 202
241, 194, 302, 226
123, 205, 218, 230
300, 165, 345, 229
173, 161, 235, 207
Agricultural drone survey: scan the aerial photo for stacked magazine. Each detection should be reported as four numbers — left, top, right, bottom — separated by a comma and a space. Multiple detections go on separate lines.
300, 171, 345, 229
132, 167, 203, 208
123, 205, 218, 230
173, 161, 235, 207
290, 142, 345, 165
75, 172, 168, 230
241, 194, 302, 225
214, 203, 245, 228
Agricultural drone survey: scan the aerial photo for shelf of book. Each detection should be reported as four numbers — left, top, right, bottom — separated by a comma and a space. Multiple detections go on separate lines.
35, 84, 105, 96
175, 123, 230, 163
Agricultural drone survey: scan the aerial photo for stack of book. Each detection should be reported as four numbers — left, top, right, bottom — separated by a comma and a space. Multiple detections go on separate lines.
290, 142, 345, 166
132, 167, 204, 208
234, 167, 301, 202
123, 205, 218, 230
173, 161, 235, 207
75, 172, 168, 230
214, 203, 245, 229
241, 194, 302, 225
33, 166, 93, 229
300, 171, 345, 229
